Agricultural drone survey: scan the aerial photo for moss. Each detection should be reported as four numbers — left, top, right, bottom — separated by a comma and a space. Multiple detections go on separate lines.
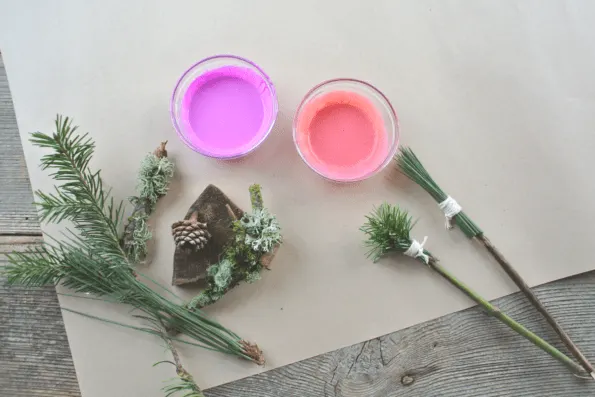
122, 211, 151, 263
137, 153, 175, 211
206, 262, 219, 277
249, 183, 263, 210
213, 259, 234, 290
240, 209, 282, 253
188, 186, 282, 310
245, 270, 262, 284
122, 150, 175, 263
188, 291, 214, 309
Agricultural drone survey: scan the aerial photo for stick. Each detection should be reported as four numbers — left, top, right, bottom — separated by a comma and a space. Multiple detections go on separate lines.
395, 147, 595, 377
121, 141, 174, 262
158, 319, 206, 397
426, 256, 585, 376
162, 337, 205, 397
249, 183, 263, 211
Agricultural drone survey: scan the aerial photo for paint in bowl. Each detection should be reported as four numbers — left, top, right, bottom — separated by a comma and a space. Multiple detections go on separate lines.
171, 55, 278, 159
293, 79, 399, 181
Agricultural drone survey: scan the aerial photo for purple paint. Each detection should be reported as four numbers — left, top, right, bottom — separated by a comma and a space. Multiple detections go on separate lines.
171, 56, 277, 158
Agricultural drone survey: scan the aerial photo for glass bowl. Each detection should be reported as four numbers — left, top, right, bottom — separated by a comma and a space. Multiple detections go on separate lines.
293, 78, 399, 182
171, 55, 278, 159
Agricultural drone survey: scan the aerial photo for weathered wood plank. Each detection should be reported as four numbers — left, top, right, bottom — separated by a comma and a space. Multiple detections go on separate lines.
0, 236, 81, 397
208, 272, 595, 396
0, 54, 40, 235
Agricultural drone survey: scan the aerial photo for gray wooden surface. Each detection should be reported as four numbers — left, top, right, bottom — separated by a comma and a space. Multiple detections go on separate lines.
0, 58, 38, 235
1, 55, 595, 397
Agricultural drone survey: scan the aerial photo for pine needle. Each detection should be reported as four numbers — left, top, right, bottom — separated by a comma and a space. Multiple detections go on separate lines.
360, 203, 417, 262
394, 147, 482, 238
4, 115, 263, 365
361, 203, 585, 377
393, 147, 595, 377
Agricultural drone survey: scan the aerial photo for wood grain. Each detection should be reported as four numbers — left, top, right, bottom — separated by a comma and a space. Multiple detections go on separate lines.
0, 57, 40, 235
2, 54, 595, 397
208, 272, 595, 396
0, 236, 81, 397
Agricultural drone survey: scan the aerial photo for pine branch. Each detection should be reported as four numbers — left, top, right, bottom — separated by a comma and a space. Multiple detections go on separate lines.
361, 203, 587, 378
61, 307, 205, 396
30, 116, 125, 260
4, 115, 264, 367
394, 147, 595, 377
395, 147, 481, 237
360, 203, 415, 261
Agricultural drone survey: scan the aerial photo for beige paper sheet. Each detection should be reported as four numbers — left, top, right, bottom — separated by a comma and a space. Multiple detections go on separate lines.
2, 0, 595, 394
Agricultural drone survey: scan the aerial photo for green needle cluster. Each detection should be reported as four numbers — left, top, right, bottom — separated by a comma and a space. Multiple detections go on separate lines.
4, 116, 264, 395
395, 147, 482, 238
361, 203, 585, 377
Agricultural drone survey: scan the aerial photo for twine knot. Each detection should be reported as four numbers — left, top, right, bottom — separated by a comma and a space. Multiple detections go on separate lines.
404, 236, 429, 264
438, 196, 462, 229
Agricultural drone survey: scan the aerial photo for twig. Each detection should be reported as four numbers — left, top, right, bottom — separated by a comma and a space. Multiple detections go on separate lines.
249, 184, 263, 211
121, 141, 174, 262
158, 320, 206, 397
426, 256, 585, 375
475, 234, 595, 376
159, 320, 205, 397
122, 141, 171, 244
188, 186, 280, 318
122, 199, 149, 248
361, 203, 589, 378
395, 147, 595, 377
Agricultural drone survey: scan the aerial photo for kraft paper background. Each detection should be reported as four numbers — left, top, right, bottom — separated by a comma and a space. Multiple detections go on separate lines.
1, 1, 595, 395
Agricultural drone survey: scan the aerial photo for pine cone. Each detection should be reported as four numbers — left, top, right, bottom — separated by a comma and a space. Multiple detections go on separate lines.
171, 212, 211, 250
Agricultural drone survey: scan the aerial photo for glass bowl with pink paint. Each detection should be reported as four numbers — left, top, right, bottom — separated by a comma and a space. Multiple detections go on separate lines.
293, 78, 399, 182
171, 55, 278, 159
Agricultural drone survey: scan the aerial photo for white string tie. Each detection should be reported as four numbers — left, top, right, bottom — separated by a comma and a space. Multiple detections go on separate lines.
404, 236, 429, 264
438, 196, 462, 230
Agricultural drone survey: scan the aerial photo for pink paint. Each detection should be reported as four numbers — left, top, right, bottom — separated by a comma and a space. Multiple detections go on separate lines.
172, 56, 277, 158
294, 88, 396, 181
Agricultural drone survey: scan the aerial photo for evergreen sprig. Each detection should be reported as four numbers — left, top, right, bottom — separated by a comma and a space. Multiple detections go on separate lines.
31, 116, 125, 260
361, 203, 585, 377
4, 116, 264, 369
360, 203, 417, 262
394, 147, 595, 377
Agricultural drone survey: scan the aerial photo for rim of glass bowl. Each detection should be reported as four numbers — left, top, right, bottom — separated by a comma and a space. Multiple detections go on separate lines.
292, 78, 400, 182
170, 54, 278, 159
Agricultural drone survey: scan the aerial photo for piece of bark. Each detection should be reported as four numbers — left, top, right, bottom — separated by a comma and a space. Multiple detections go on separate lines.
260, 244, 280, 270
172, 184, 244, 286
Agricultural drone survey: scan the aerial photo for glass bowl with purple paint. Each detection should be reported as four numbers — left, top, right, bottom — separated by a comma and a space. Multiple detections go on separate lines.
171, 55, 278, 159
